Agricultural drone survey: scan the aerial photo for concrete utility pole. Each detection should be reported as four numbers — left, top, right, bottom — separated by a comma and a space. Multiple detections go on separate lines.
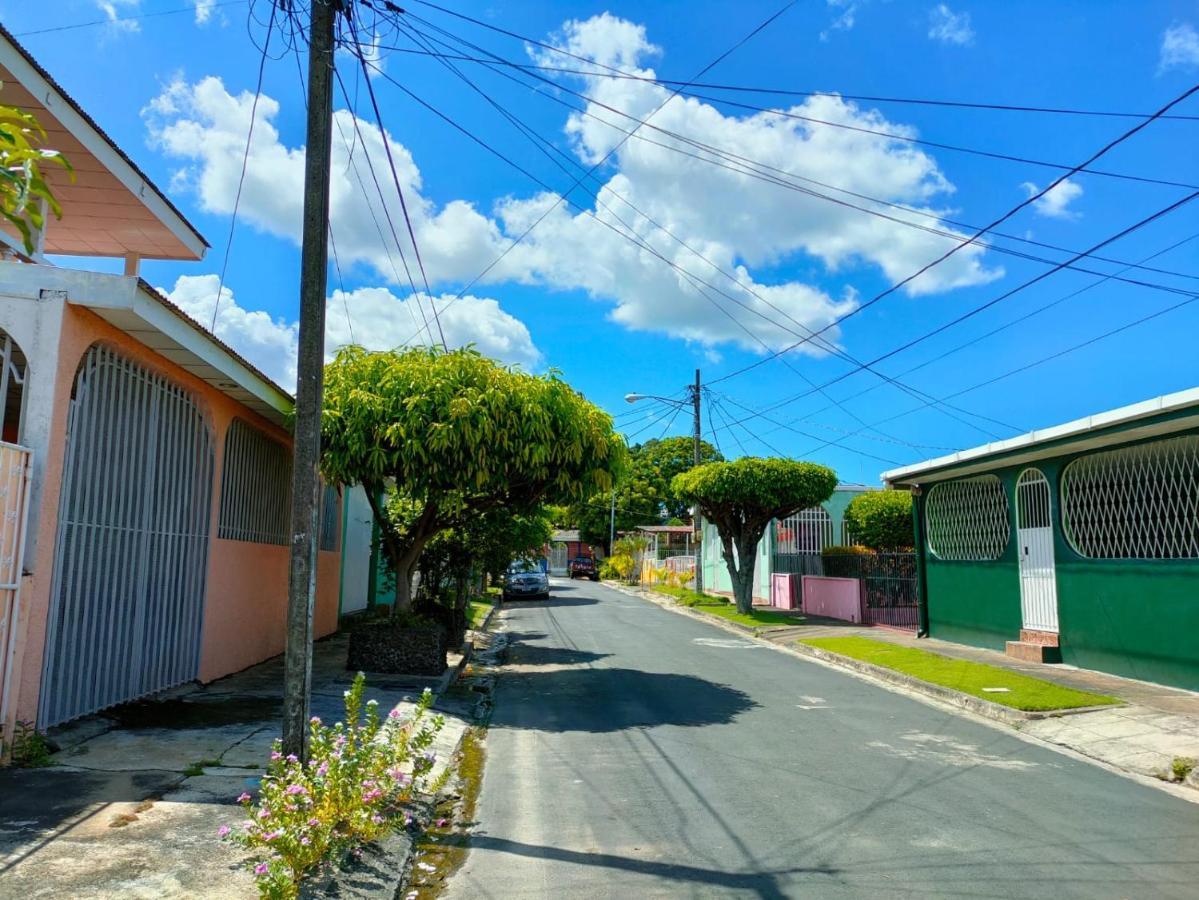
609, 490, 616, 555
691, 369, 704, 594
283, 0, 338, 761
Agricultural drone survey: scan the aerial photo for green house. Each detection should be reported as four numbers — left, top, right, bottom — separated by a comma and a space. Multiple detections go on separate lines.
884, 387, 1199, 692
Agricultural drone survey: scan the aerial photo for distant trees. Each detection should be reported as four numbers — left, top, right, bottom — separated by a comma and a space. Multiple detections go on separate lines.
673, 458, 837, 614
844, 490, 914, 550
321, 347, 624, 611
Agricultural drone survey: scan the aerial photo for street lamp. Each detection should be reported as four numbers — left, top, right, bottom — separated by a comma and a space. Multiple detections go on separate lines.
624, 370, 705, 593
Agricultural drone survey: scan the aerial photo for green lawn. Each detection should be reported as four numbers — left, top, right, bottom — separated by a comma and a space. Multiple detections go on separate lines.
467, 597, 494, 630
652, 585, 805, 629
799, 636, 1120, 711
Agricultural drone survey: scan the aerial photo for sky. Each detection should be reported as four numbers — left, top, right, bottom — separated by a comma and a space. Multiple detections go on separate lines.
5, 0, 1199, 485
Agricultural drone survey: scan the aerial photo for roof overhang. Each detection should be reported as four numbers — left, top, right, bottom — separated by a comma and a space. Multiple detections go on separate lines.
0, 24, 208, 261
883, 387, 1199, 487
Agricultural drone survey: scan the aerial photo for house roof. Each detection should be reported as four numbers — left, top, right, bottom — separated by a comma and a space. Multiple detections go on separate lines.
0, 23, 208, 261
551, 529, 581, 543
882, 386, 1199, 487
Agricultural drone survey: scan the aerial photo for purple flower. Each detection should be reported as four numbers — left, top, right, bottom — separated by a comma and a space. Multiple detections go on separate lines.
285, 784, 306, 796
258, 808, 271, 820
270, 751, 282, 761
263, 830, 282, 842
254, 862, 269, 876
217, 825, 231, 837
236, 792, 252, 804
316, 762, 329, 777
371, 814, 384, 825
388, 708, 402, 720
361, 789, 383, 803
286, 754, 299, 763
309, 716, 321, 725
436, 818, 448, 828
300, 836, 311, 846
308, 818, 320, 828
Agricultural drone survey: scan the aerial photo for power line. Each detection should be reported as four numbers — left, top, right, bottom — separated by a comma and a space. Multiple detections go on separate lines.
14, 0, 249, 36
709, 80, 1199, 387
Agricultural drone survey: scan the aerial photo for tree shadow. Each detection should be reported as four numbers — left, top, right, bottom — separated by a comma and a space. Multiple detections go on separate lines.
494, 667, 757, 733
508, 644, 612, 667
505, 593, 598, 608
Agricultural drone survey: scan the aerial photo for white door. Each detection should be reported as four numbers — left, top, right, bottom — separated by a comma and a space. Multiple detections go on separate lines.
1016, 468, 1059, 633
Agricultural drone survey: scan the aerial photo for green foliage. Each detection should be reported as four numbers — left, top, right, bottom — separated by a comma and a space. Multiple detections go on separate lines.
635, 436, 723, 520
1170, 756, 1196, 783
321, 347, 623, 607
673, 458, 837, 613
223, 675, 445, 899
9, 720, 53, 767
843, 490, 914, 550
820, 544, 875, 557
0, 100, 72, 253
605, 553, 636, 581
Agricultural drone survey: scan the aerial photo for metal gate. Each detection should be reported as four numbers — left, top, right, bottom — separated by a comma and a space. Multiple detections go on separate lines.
1016, 468, 1058, 633
0, 442, 33, 732
39, 346, 214, 727
548, 543, 568, 576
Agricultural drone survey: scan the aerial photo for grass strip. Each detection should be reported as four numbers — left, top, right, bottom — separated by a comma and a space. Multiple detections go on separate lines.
652, 584, 806, 628
799, 636, 1120, 711
467, 597, 494, 630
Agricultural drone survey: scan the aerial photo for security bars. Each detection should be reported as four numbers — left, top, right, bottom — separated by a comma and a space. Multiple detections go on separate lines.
926, 474, 1010, 561
219, 418, 292, 545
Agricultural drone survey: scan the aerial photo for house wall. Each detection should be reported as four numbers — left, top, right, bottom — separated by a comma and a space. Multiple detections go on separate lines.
7, 298, 341, 729
919, 433, 1199, 692
338, 485, 375, 617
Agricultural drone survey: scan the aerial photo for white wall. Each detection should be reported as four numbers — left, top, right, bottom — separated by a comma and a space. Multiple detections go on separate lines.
338, 485, 375, 615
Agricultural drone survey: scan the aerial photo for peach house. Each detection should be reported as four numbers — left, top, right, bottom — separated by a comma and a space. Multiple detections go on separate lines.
0, 26, 340, 751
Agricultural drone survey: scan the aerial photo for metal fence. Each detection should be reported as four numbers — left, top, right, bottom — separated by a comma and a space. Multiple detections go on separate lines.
822, 551, 921, 630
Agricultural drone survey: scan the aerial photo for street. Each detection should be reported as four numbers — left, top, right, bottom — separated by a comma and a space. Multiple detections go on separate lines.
445, 579, 1199, 899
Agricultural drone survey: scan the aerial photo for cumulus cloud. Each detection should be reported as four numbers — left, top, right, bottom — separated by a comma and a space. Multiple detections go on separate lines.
145, 14, 1000, 358
928, 4, 975, 45
1159, 22, 1199, 73
96, 0, 140, 33
1021, 178, 1083, 220
160, 275, 540, 389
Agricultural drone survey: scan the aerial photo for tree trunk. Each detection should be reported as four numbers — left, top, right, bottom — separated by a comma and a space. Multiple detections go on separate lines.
720, 530, 761, 615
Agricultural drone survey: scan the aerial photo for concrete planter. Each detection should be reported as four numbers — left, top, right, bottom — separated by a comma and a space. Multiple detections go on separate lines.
346, 621, 448, 676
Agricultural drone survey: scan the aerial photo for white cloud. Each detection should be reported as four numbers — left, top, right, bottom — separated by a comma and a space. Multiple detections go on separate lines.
97, 0, 140, 33
1159, 22, 1199, 73
193, 0, 217, 25
928, 4, 974, 45
1021, 178, 1083, 220
159, 275, 539, 389
820, 0, 860, 42
146, 14, 1001, 359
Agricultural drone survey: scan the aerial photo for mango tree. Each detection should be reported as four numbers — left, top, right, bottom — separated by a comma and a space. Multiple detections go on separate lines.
673, 458, 837, 614
321, 346, 624, 610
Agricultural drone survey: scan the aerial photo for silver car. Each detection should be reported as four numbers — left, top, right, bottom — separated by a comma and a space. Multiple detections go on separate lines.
502, 559, 550, 601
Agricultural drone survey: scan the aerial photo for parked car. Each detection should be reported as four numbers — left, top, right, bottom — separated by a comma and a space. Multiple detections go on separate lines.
503, 559, 550, 601
569, 556, 600, 581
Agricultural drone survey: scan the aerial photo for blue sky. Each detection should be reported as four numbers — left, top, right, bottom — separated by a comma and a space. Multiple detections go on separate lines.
6, 0, 1199, 485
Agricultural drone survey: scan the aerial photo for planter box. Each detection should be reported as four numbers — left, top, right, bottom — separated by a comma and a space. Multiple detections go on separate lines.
346, 622, 448, 676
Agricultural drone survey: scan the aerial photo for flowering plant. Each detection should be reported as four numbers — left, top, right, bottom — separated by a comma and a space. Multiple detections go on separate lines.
222, 674, 445, 899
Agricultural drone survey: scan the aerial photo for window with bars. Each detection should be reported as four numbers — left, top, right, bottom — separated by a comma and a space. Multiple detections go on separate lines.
776, 506, 834, 554
926, 475, 1010, 561
1061, 434, 1199, 559
319, 483, 340, 552
1, 329, 27, 445
218, 419, 292, 544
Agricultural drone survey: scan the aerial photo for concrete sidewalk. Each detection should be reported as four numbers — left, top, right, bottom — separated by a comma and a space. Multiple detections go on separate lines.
0, 634, 472, 899
760, 619, 1199, 789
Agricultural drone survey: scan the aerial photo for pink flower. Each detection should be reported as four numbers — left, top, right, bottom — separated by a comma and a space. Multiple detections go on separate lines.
371, 814, 384, 825
387, 708, 402, 720
258, 808, 271, 820
217, 825, 231, 837
308, 818, 320, 828
285, 784, 306, 796
300, 836, 311, 846
436, 818, 448, 828
286, 754, 298, 763
309, 716, 321, 725
263, 830, 282, 842
236, 792, 252, 803
270, 751, 282, 761
254, 862, 269, 876
361, 789, 383, 803
316, 762, 329, 777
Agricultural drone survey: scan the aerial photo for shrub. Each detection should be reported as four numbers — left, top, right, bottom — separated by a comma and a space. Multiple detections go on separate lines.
843, 490, 914, 550
606, 553, 636, 581
10, 720, 53, 767
222, 674, 445, 899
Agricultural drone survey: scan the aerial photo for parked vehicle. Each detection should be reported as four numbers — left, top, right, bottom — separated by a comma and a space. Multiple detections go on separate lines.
503, 559, 551, 601
569, 556, 600, 581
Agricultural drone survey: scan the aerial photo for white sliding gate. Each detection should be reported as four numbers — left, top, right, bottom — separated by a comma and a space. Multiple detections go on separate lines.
0, 442, 33, 734
39, 346, 215, 727
1016, 468, 1059, 633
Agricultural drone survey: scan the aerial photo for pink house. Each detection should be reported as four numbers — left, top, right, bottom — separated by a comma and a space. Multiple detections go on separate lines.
0, 27, 340, 751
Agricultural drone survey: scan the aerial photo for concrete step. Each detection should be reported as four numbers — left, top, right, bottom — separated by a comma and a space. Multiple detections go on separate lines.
1020, 629, 1060, 647
1006, 640, 1063, 664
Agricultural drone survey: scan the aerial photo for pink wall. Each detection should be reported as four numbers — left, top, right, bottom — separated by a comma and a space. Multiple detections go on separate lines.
8, 303, 340, 729
801, 576, 862, 623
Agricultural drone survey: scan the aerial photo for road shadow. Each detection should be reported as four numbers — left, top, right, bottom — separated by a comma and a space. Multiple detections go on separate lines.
495, 667, 757, 732
508, 644, 612, 667
505, 593, 598, 608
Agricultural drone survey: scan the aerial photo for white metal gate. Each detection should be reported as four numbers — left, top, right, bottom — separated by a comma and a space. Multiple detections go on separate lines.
1016, 468, 1058, 633
548, 543, 568, 576
39, 346, 214, 727
0, 442, 33, 733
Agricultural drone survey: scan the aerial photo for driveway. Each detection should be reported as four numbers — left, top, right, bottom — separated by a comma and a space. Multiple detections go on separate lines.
445, 578, 1199, 899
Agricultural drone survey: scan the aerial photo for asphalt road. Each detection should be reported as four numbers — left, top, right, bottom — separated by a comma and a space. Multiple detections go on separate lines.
444, 578, 1199, 899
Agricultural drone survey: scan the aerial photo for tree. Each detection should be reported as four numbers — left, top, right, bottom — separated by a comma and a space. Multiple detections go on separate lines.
0, 102, 71, 253
843, 490, 914, 550
322, 347, 624, 610
673, 458, 837, 614
635, 436, 723, 519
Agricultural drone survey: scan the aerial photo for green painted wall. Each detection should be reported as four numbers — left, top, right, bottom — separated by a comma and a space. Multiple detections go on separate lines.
917, 430, 1199, 692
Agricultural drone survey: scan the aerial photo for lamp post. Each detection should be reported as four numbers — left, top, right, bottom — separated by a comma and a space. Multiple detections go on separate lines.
624, 369, 704, 593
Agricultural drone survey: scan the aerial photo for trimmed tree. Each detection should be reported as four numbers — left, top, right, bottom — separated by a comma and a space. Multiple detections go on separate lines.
321, 346, 624, 611
843, 490, 914, 550
673, 458, 837, 614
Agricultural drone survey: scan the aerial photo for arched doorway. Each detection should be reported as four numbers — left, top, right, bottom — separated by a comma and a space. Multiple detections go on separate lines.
1015, 468, 1059, 633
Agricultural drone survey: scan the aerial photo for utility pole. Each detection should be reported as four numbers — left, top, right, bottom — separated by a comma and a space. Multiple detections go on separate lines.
691, 368, 704, 594
282, 0, 338, 761
609, 490, 616, 555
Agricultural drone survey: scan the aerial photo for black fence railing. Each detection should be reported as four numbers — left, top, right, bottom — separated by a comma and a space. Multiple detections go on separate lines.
777, 550, 921, 632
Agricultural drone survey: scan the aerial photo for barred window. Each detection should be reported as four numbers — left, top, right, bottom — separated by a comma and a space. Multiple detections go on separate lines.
1062, 434, 1199, 559
776, 506, 833, 554
926, 475, 1010, 561
218, 419, 292, 544
319, 483, 340, 552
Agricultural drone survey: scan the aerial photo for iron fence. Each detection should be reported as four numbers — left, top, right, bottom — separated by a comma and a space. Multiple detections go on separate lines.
821, 551, 920, 630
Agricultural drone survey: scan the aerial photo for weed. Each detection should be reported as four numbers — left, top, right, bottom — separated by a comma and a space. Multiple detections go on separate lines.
1171, 756, 1196, 783
10, 721, 53, 767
